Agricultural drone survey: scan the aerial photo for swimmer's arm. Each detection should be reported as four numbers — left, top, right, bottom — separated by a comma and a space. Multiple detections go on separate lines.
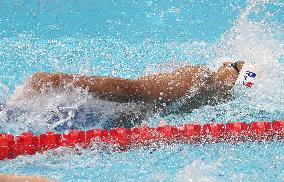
0, 173, 55, 182
87, 66, 198, 103
27, 70, 191, 103
28, 72, 155, 102
86, 74, 190, 103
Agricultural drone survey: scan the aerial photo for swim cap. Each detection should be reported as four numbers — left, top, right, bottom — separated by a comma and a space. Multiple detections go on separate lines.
235, 62, 265, 88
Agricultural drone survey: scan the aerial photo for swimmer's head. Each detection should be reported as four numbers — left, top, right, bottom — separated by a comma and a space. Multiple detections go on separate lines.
235, 61, 265, 88
214, 61, 245, 89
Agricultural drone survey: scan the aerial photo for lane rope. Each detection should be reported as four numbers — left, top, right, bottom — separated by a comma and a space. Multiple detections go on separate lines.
0, 120, 283, 160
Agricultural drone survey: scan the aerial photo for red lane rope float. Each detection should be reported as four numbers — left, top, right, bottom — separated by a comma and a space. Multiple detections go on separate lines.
0, 120, 284, 160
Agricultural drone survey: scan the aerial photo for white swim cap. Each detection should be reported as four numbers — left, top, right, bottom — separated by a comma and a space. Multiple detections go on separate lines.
235, 62, 266, 88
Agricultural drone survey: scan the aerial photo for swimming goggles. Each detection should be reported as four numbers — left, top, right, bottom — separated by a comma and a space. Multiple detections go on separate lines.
231, 62, 240, 74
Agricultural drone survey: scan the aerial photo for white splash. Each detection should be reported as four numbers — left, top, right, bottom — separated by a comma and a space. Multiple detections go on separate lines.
210, 0, 284, 113
2, 81, 151, 134
176, 160, 224, 182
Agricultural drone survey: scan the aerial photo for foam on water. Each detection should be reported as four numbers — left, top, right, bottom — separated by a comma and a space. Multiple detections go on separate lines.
2, 84, 154, 134
176, 160, 224, 182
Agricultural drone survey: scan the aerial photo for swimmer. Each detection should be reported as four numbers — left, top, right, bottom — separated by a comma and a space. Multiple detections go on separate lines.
13, 61, 245, 128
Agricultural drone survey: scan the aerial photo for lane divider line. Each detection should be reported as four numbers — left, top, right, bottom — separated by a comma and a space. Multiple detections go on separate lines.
0, 120, 283, 160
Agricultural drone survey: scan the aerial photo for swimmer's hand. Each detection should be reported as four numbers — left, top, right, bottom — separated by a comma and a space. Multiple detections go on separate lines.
9, 72, 67, 103
22, 69, 205, 103
18, 72, 146, 103
27, 72, 72, 92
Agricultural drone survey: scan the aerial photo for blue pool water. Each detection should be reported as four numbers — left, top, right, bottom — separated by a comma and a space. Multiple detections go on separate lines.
0, 0, 284, 181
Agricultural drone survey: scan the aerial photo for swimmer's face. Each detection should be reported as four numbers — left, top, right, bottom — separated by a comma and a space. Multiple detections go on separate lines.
215, 61, 245, 88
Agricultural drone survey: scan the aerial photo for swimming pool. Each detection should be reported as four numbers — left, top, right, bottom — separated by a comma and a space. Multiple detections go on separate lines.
0, 0, 284, 181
